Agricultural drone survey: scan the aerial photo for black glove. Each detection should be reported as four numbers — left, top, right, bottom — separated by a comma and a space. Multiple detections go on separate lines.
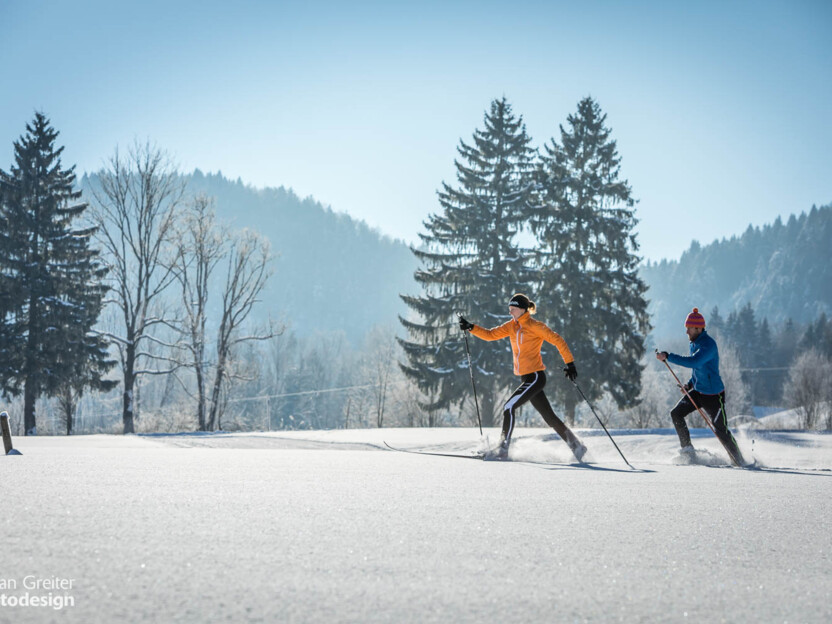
458, 315, 474, 332
564, 362, 578, 382
682, 381, 693, 392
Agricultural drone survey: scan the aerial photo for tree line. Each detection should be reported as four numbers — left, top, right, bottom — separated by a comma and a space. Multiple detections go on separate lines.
2, 109, 828, 435
708, 304, 832, 427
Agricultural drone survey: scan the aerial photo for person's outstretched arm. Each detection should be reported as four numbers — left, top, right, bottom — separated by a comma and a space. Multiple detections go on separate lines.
465, 318, 511, 341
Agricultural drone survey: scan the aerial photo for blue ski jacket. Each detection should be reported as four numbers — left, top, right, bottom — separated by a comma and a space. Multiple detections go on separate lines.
666, 330, 725, 395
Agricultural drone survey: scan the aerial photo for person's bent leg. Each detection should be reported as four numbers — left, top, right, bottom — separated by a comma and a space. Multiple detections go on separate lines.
530, 390, 586, 460
703, 392, 744, 465
530, 391, 572, 442
670, 395, 697, 449
500, 373, 545, 454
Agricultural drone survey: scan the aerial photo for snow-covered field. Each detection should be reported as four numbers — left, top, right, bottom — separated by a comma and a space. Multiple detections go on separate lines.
2, 427, 830, 623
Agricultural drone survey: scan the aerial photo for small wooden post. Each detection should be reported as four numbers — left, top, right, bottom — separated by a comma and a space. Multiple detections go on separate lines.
1, 411, 18, 455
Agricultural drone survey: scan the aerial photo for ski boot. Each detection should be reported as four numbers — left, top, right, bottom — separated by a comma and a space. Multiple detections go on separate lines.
569, 439, 588, 462
677, 445, 696, 464
485, 439, 510, 461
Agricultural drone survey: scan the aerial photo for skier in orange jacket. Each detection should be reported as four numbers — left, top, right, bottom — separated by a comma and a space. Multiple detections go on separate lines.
458, 293, 587, 461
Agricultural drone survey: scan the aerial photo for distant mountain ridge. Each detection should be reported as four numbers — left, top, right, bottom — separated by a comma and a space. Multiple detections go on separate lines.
81, 170, 419, 343
183, 170, 419, 342
641, 204, 832, 340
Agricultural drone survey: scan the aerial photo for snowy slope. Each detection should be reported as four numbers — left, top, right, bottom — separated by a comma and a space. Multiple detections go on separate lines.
2, 428, 830, 623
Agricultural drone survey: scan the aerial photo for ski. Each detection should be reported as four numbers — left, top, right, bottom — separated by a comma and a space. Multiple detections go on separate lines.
383, 441, 603, 467
383, 441, 484, 460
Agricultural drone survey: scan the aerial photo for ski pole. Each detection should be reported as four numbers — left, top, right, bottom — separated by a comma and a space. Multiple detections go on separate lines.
568, 377, 633, 469
458, 313, 483, 435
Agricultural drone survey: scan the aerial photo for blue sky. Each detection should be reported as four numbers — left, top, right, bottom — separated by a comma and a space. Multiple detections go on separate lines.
1, 0, 830, 261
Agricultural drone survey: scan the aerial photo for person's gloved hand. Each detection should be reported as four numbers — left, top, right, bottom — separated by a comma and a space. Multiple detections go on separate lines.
564, 362, 578, 382
682, 381, 693, 393
458, 316, 474, 331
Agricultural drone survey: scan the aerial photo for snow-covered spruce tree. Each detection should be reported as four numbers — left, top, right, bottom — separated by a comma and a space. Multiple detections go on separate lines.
529, 97, 650, 425
0, 113, 114, 435
399, 98, 537, 426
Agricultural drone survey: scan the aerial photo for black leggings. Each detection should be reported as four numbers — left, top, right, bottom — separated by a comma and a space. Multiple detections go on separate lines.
671, 390, 743, 463
501, 371, 578, 447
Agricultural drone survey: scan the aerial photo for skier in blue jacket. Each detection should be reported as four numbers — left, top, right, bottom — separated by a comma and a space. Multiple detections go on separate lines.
656, 308, 744, 464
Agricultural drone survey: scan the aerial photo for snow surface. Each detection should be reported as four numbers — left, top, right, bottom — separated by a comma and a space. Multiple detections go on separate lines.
2, 427, 831, 623
755, 405, 830, 430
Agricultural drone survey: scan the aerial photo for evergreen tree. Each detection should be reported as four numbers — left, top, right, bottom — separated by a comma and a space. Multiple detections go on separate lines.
0, 179, 22, 389
774, 318, 798, 366
801, 313, 832, 358
753, 317, 777, 404
729, 302, 759, 363
399, 98, 537, 425
757, 318, 773, 364
821, 315, 832, 358
709, 306, 724, 337
0, 113, 114, 434
529, 97, 650, 424
725, 309, 739, 343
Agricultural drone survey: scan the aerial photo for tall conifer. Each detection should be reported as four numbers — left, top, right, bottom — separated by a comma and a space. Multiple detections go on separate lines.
399, 98, 536, 424
0, 113, 113, 434
530, 97, 650, 424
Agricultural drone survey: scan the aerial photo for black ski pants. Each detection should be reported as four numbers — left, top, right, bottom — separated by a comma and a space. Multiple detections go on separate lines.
670, 390, 743, 463
501, 371, 579, 448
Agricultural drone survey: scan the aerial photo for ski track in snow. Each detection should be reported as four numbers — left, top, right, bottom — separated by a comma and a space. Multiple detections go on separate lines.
2, 428, 830, 623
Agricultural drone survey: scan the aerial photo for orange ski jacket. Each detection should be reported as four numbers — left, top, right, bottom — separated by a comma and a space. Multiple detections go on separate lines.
470, 313, 574, 376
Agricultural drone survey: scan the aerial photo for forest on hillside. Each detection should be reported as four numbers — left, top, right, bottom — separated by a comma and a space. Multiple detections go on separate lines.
81, 169, 419, 344
642, 204, 832, 341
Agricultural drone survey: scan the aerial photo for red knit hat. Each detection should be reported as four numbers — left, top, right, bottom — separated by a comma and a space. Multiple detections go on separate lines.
685, 308, 706, 328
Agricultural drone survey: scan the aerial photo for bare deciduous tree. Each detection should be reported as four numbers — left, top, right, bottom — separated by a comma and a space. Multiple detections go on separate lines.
89, 142, 184, 433
363, 325, 397, 428
56, 384, 79, 436
170, 195, 226, 430
206, 229, 277, 431
400, 380, 430, 427
784, 350, 832, 430
266, 330, 296, 430
719, 341, 751, 417
624, 363, 675, 429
